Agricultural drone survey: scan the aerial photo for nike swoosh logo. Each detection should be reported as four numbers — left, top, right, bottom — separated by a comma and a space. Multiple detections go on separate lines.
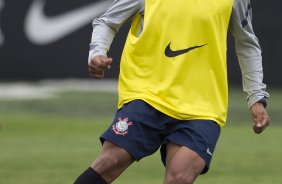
24, 0, 113, 45
165, 42, 206, 57
206, 148, 213, 156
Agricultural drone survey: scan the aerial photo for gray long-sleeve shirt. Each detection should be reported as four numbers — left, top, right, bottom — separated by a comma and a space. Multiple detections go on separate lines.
89, 0, 269, 108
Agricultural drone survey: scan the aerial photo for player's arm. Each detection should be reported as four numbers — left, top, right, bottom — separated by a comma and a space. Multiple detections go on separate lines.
229, 0, 270, 134
88, 0, 144, 79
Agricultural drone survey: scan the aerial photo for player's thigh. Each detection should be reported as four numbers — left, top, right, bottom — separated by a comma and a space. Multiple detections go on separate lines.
161, 120, 221, 174
164, 143, 205, 184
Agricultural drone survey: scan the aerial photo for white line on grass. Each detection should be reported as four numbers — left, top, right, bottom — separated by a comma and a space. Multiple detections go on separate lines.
0, 79, 118, 100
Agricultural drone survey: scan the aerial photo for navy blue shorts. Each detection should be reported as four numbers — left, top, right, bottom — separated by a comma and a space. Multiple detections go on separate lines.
100, 100, 221, 174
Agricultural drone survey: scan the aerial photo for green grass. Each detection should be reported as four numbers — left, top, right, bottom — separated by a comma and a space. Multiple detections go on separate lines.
0, 87, 281, 184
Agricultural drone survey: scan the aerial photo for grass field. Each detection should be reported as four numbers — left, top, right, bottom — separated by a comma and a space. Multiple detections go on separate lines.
0, 84, 281, 184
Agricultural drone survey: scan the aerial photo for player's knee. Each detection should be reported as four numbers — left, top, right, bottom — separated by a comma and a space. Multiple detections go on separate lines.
175, 173, 196, 184
166, 172, 196, 184
92, 153, 121, 173
102, 153, 120, 166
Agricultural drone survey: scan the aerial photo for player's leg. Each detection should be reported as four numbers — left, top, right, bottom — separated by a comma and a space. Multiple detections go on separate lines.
74, 99, 167, 184
91, 141, 134, 183
161, 120, 221, 184
163, 143, 205, 184
74, 141, 134, 184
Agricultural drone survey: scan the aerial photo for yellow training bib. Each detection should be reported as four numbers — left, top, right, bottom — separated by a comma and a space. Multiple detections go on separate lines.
118, 0, 234, 127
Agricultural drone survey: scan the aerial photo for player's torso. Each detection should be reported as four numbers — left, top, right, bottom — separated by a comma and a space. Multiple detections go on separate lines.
118, 0, 234, 126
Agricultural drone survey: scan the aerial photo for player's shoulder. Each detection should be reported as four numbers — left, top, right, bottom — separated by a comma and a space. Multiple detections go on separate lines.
116, 0, 143, 7
104, 0, 143, 16
112, 0, 144, 13
233, 0, 251, 8
130, 0, 144, 10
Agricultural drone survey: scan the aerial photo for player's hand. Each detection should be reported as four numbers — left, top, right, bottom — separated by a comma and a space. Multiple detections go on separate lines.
250, 102, 270, 134
88, 55, 113, 79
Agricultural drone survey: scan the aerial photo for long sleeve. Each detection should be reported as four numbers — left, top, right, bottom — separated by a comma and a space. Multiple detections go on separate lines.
88, 0, 144, 63
230, 0, 269, 108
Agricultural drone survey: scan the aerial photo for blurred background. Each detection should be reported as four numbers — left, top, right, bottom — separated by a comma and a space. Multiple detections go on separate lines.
0, 0, 281, 84
0, 0, 281, 184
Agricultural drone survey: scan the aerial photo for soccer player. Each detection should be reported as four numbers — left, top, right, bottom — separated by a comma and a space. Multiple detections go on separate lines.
74, 0, 271, 183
